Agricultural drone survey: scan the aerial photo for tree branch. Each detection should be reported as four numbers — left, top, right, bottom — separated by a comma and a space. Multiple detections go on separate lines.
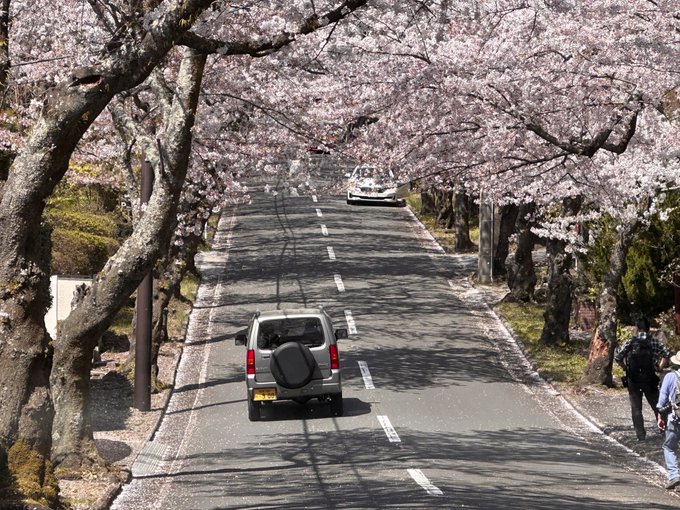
180, 0, 368, 56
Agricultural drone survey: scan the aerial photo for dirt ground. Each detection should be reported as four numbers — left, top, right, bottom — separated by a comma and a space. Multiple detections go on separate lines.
58, 342, 182, 510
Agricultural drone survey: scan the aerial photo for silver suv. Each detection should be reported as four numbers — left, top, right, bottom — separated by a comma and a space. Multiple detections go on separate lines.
235, 308, 347, 421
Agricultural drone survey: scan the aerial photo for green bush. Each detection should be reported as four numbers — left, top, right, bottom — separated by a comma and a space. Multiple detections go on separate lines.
45, 210, 118, 238
50, 228, 119, 275
621, 232, 673, 318
577, 196, 680, 323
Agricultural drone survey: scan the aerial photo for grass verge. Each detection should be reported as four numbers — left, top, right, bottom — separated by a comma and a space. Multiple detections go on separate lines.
495, 301, 591, 385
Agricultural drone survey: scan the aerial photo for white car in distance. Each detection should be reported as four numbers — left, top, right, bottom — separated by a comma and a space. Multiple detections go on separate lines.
346, 165, 407, 206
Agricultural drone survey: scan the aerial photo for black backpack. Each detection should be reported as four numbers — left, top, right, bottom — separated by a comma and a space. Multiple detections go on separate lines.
626, 334, 655, 382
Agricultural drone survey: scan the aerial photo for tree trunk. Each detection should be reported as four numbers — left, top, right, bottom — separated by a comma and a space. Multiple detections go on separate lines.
0, 2, 221, 495
540, 197, 582, 345
436, 189, 453, 228
420, 188, 436, 215
149, 236, 200, 391
540, 244, 574, 345
454, 191, 474, 251
506, 203, 537, 301
493, 203, 519, 277
445, 190, 455, 230
0, 226, 57, 508
50, 50, 207, 470
581, 218, 640, 387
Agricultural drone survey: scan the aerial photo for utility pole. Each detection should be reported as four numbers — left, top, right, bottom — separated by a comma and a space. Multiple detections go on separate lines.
478, 190, 494, 284
134, 159, 154, 411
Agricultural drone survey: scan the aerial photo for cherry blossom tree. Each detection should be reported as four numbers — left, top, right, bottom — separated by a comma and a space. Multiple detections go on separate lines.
248, 0, 680, 383
0, 0, 371, 503
1, 1, 679, 505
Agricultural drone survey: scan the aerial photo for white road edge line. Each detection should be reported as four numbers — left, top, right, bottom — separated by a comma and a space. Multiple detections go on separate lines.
344, 310, 358, 335
358, 361, 374, 389
377, 415, 401, 443
327, 246, 336, 260
334, 274, 345, 293
316, 208, 323, 217
407, 469, 443, 496
320, 224, 329, 236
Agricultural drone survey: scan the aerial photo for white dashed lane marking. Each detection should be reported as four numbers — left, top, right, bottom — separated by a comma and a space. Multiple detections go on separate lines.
377, 415, 401, 443
358, 361, 374, 389
320, 224, 328, 236
327, 246, 336, 260
312, 195, 318, 202
344, 310, 358, 335
334, 274, 345, 292
407, 469, 443, 496
316, 208, 323, 217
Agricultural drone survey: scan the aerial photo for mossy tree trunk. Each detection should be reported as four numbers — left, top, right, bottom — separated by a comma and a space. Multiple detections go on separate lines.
0, 226, 57, 509
540, 196, 582, 345
581, 217, 641, 387
50, 50, 207, 470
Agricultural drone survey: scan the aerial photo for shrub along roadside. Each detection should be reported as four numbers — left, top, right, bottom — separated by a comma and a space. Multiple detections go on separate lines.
45, 185, 124, 275
49, 229, 119, 275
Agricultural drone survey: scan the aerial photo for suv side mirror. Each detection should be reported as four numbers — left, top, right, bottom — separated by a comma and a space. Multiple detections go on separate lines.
335, 328, 348, 340
235, 333, 247, 346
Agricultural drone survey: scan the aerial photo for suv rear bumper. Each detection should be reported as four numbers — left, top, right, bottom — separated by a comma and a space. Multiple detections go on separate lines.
247, 369, 341, 400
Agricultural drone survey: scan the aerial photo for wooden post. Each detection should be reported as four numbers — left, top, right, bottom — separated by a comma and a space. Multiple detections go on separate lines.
134, 159, 154, 411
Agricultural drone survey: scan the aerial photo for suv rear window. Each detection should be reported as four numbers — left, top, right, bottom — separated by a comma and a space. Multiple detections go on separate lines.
257, 317, 325, 350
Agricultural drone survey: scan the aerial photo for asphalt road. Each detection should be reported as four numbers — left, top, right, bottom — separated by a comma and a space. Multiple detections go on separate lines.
112, 169, 680, 509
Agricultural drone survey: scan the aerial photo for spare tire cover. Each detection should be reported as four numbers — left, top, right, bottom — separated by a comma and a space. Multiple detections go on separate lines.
270, 342, 317, 389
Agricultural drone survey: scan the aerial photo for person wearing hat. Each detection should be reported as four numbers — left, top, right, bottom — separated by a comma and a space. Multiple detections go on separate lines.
657, 350, 680, 490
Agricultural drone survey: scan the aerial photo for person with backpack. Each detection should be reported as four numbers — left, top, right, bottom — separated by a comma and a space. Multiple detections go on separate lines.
657, 351, 680, 490
614, 316, 670, 442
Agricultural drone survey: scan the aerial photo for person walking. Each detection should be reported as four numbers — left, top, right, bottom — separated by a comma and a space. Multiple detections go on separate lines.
657, 351, 680, 490
615, 316, 670, 441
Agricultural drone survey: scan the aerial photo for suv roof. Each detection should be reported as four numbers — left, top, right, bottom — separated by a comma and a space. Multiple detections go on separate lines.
256, 307, 325, 318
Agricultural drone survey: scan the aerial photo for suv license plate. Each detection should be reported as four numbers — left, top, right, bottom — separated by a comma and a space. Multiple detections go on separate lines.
253, 388, 277, 401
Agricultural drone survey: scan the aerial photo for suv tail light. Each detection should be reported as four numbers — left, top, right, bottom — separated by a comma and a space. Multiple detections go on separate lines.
330, 344, 340, 370
246, 349, 256, 375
